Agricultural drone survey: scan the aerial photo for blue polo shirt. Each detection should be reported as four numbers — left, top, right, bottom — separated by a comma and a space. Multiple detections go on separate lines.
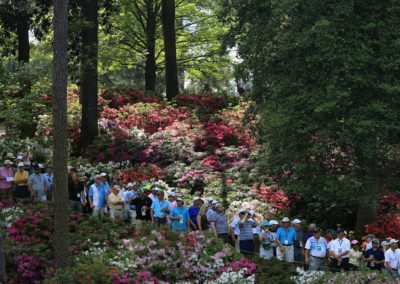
276, 227, 297, 245
171, 207, 190, 232
100, 181, 110, 195
151, 199, 169, 218
188, 206, 200, 227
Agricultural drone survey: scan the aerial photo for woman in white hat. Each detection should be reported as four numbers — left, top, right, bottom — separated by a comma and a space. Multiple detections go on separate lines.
0, 160, 14, 200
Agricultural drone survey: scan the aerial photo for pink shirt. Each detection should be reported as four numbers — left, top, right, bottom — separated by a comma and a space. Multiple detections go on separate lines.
0, 166, 14, 189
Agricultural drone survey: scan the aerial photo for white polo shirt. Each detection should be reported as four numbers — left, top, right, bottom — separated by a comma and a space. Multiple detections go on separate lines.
385, 248, 400, 269
305, 236, 328, 258
329, 237, 351, 259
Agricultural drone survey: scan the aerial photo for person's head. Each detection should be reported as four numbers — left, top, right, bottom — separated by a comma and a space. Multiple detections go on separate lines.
389, 239, 398, 250
33, 164, 41, 174
281, 217, 290, 228
269, 220, 279, 230
238, 209, 247, 218
216, 203, 224, 213
152, 186, 160, 194
337, 228, 345, 239
308, 223, 316, 231
261, 221, 269, 231
193, 197, 202, 207
17, 162, 24, 172
177, 197, 184, 207
95, 174, 102, 185
351, 240, 359, 250
168, 192, 176, 201
138, 189, 144, 198
292, 219, 302, 230
126, 183, 133, 190
133, 182, 140, 191
313, 229, 321, 239
3, 160, 12, 169
47, 165, 53, 174
372, 238, 380, 249
100, 173, 107, 182
113, 185, 121, 193
158, 191, 165, 200
212, 200, 219, 209
366, 234, 375, 243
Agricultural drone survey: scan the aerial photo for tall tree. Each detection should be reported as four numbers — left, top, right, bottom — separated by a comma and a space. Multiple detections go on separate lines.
161, 0, 179, 100
144, 0, 159, 92
79, 0, 99, 149
226, 0, 400, 231
53, 0, 70, 269
15, 0, 30, 63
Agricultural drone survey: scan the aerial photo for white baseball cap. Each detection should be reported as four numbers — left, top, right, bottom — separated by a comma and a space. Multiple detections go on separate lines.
153, 186, 160, 191
282, 217, 290, 222
292, 219, 302, 224
193, 197, 200, 201
249, 210, 255, 216
100, 172, 107, 177
127, 183, 134, 187
212, 200, 219, 205
389, 239, 399, 245
176, 197, 184, 201
17, 162, 24, 168
168, 192, 176, 197
269, 220, 279, 225
38, 164, 45, 169
16, 155, 24, 160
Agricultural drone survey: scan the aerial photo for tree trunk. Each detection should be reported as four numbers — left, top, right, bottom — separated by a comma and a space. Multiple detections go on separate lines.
0, 235, 5, 280
355, 173, 378, 233
79, 0, 99, 149
53, 0, 70, 269
161, 0, 179, 100
145, 0, 157, 92
16, 11, 30, 63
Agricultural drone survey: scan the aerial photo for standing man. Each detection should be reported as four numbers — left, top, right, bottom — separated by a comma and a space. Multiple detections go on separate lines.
238, 210, 257, 255
125, 183, 138, 225
108, 185, 125, 220
209, 203, 229, 243
0, 160, 14, 200
89, 175, 107, 217
150, 191, 170, 226
384, 239, 400, 278
28, 165, 47, 201
188, 197, 202, 230
42, 165, 54, 201
68, 169, 84, 213
363, 238, 385, 270
292, 219, 305, 264
170, 197, 191, 232
130, 189, 153, 229
259, 221, 276, 260
329, 228, 351, 272
276, 217, 297, 263
167, 191, 177, 224
305, 229, 329, 271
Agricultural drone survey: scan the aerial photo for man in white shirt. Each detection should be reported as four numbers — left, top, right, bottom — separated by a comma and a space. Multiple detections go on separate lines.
329, 228, 350, 271
385, 239, 400, 278
305, 229, 329, 271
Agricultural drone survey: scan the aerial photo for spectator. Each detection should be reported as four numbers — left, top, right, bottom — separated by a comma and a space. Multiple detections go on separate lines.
150, 191, 170, 226
239, 210, 257, 255
170, 197, 191, 232
292, 218, 304, 264
259, 221, 276, 260
188, 197, 202, 230
209, 203, 229, 243
363, 238, 385, 270
167, 191, 177, 224
89, 175, 107, 218
125, 183, 138, 225
148, 186, 159, 203
329, 228, 350, 272
348, 240, 362, 270
384, 239, 400, 278
305, 229, 329, 271
276, 217, 297, 263
42, 165, 53, 201
304, 223, 317, 242
28, 164, 47, 201
0, 160, 14, 200
130, 189, 153, 229
14, 162, 29, 199
197, 199, 212, 231
68, 169, 84, 213
108, 185, 125, 220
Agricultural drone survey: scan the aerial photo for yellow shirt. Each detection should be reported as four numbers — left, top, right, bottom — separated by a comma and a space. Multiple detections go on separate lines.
108, 193, 124, 210
14, 171, 29, 186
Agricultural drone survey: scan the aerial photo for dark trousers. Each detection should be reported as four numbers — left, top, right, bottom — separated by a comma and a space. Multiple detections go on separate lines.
155, 217, 167, 226
240, 239, 254, 255
329, 257, 349, 272
218, 233, 230, 244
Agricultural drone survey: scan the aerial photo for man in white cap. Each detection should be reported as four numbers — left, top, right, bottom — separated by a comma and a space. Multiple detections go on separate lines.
89, 175, 107, 218
276, 217, 297, 263
0, 160, 14, 200
14, 162, 29, 199
385, 239, 400, 278
148, 186, 159, 203
170, 197, 192, 232
292, 218, 304, 264
150, 191, 170, 226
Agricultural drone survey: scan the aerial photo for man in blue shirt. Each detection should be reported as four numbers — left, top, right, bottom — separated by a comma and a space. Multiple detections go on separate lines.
305, 229, 329, 271
89, 175, 107, 217
363, 238, 385, 270
150, 191, 170, 226
125, 182, 138, 225
276, 217, 297, 263
170, 197, 192, 232
188, 197, 202, 230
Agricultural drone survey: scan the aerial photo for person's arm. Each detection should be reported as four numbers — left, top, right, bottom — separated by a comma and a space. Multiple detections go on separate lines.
386, 260, 397, 276
304, 239, 311, 263
240, 213, 248, 224
150, 207, 155, 224
28, 177, 33, 195
197, 214, 203, 231
210, 222, 218, 237
259, 233, 265, 242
